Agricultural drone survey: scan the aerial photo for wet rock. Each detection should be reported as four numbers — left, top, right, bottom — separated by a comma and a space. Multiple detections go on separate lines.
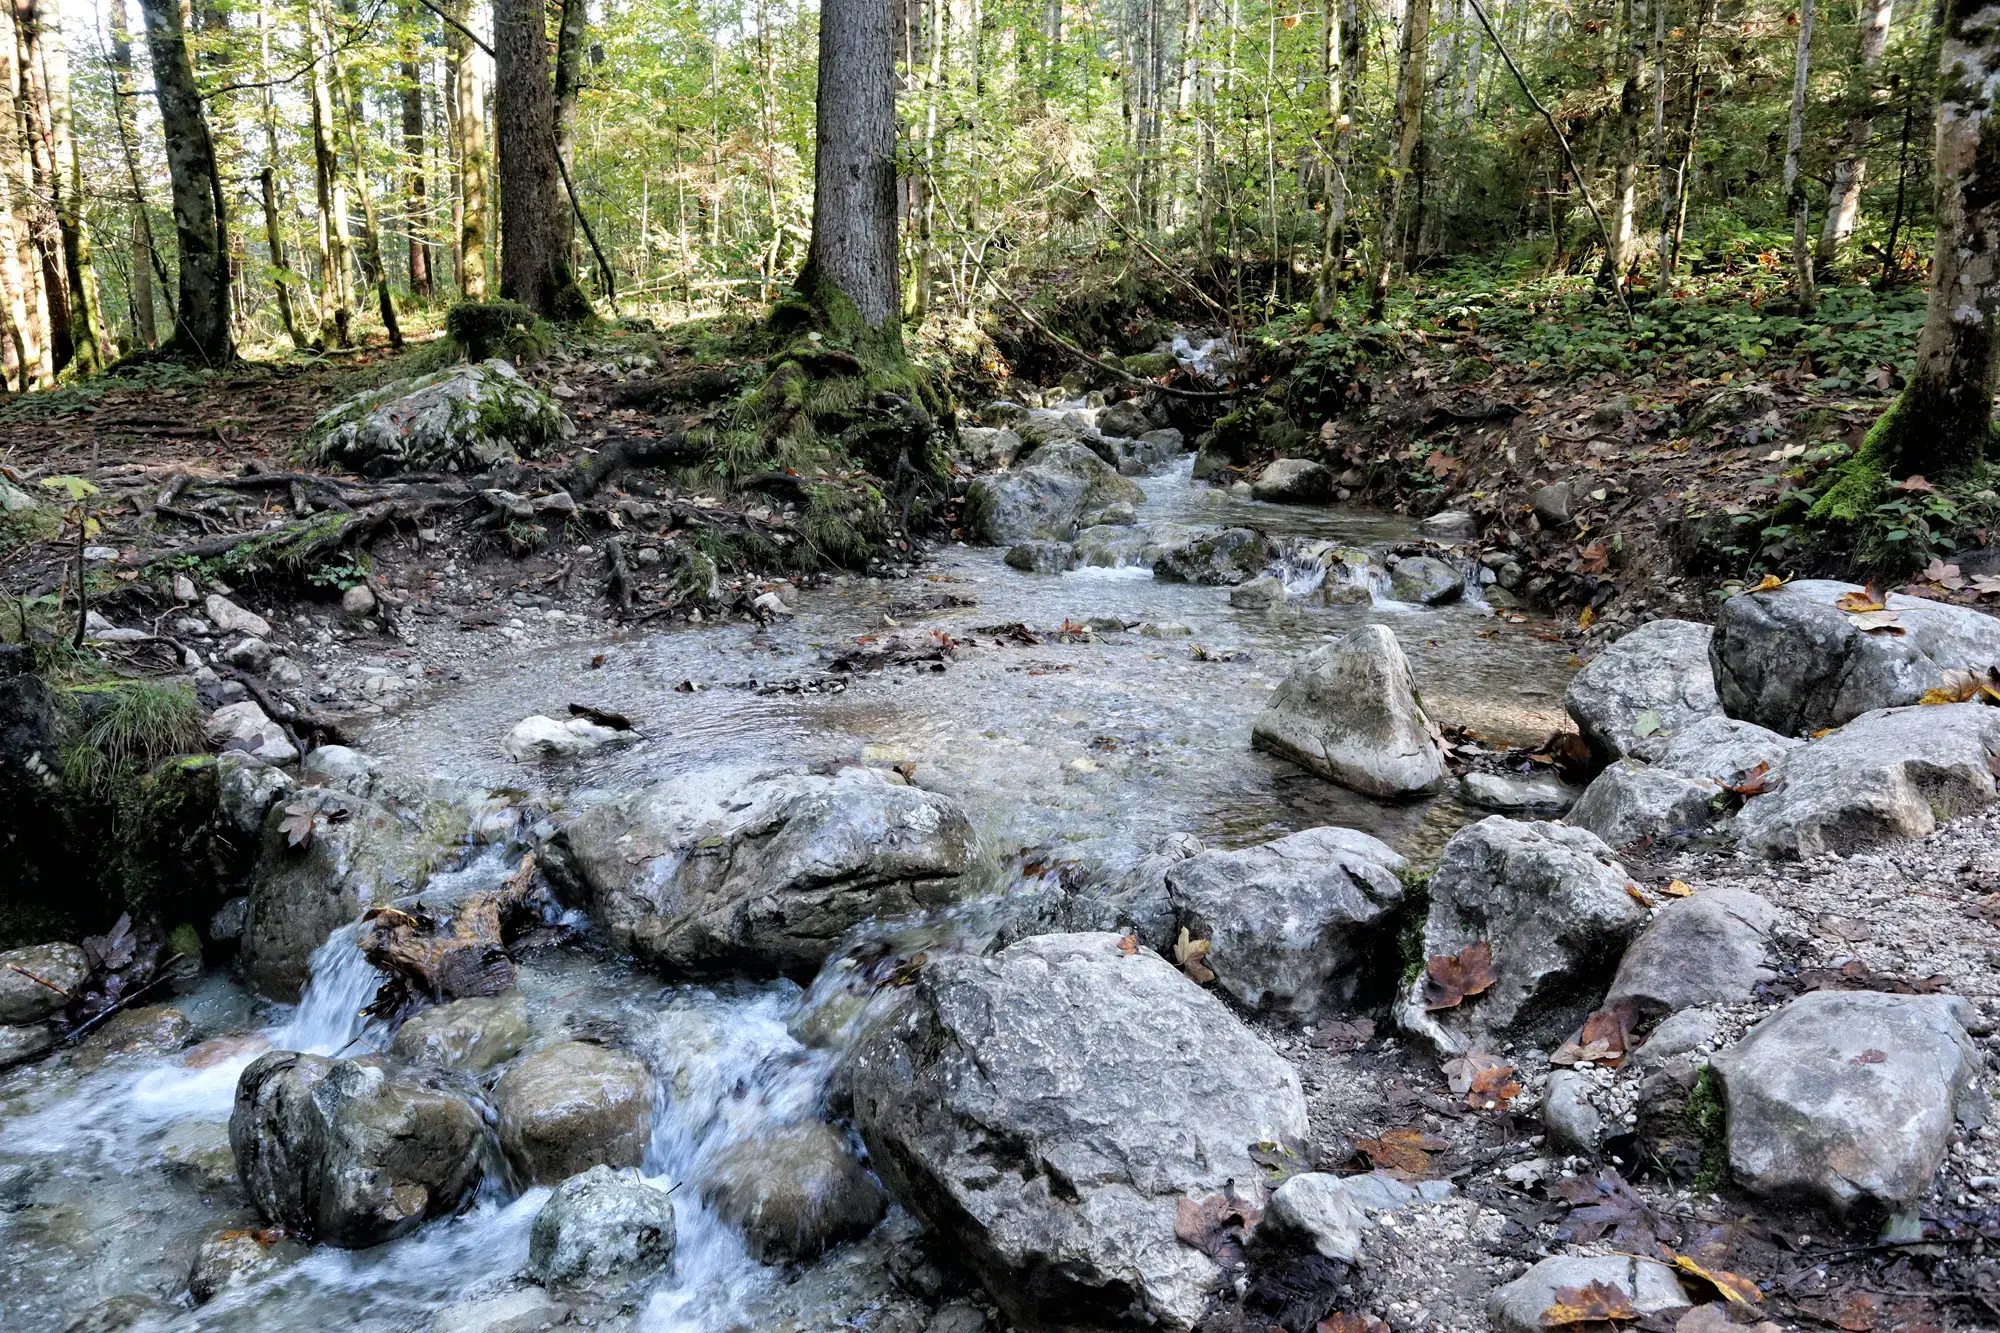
204, 700, 297, 765
493, 1041, 653, 1184
1652, 715, 1802, 787
305, 359, 572, 475
1713, 990, 1984, 1215
81, 1005, 193, 1057
1542, 1069, 1602, 1154
1251, 458, 1334, 504
0, 1020, 53, 1068
734, 1210, 934, 1331
1138, 620, 1193, 638
1397, 817, 1644, 1055
928, 1303, 990, 1333
1604, 889, 1778, 1021
1489, 1255, 1690, 1333
849, 932, 1308, 1331
1152, 526, 1271, 585
1736, 702, 2000, 858
1229, 574, 1288, 608
527, 1164, 678, 1291
1251, 624, 1447, 798
703, 1121, 887, 1263
0, 941, 86, 1024
302, 744, 378, 791
1004, 539, 1077, 574
1458, 771, 1579, 815
966, 441, 1144, 545
1013, 831, 1204, 953
59, 1294, 174, 1333
231, 1051, 486, 1247
553, 764, 976, 978
1420, 510, 1478, 541
391, 993, 534, 1073
1096, 400, 1151, 439
205, 594, 272, 639
1081, 499, 1137, 526
958, 426, 1023, 470
188, 1224, 308, 1304
159, 1119, 240, 1193
1259, 1172, 1368, 1260
501, 713, 631, 761
1072, 523, 1152, 568
1563, 619, 1721, 763
1165, 825, 1406, 1017
1565, 759, 1722, 848
1388, 555, 1465, 605
216, 752, 293, 835
433, 1287, 570, 1333
1711, 578, 2000, 735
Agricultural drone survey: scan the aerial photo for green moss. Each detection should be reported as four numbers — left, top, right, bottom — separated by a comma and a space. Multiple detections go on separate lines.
446, 300, 537, 360
1686, 1065, 1731, 1193
1396, 866, 1435, 986
1809, 404, 1895, 524
168, 922, 203, 961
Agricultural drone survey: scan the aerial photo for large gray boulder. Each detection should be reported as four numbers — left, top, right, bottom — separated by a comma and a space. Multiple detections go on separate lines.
966, 441, 1145, 544
1653, 714, 1802, 787
1397, 818, 1645, 1055
305, 359, 571, 476
552, 764, 976, 978
1251, 624, 1447, 798
848, 932, 1307, 1331
1711, 578, 2000, 735
1712, 990, 1984, 1215
527, 1164, 678, 1292
1152, 526, 1271, 585
1735, 702, 2000, 858
1565, 759, 1722, 848
1564, 619, 1722, 762
1388, 555, 1465, 606
492, 1041, 654, 1185
1603, 888, 1778, 1021
1489, 1256, 1690, 1333
390, 993, 534, 1073
958, 426, 1023, 470
702, 1121, 886, 1263
1250, 458, 1334, 504
1096, 400, 1152, 439
230, 1051, 486, 1247
0, 942, 86, 1024
1165, 826, 1407, 1017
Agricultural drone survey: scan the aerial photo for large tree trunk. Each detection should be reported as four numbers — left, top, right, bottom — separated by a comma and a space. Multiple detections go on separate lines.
110, 0, 158, 349
492, 0, 584, 317
39, 1, 105, 371
1852, 0, 2000, 479
1818, 0, 1894, 266
0, 0, 45, 386
135, 0, 232, 362
14, 0, 72, 375
795, 0, 902, 348
1604, 0, 1645, 282
256, 0, 305, 348
1368, 0, 1430, 317
334, 3, 403, 349
1785, 0, 1817, 313
401, 8, 432, 303
445, 0, 488, 299
306, 0, 352, 345
551, 0, 588, 260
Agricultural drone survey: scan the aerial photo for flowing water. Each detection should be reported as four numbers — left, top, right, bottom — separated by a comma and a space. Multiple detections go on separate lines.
0, 374, 1582, 1331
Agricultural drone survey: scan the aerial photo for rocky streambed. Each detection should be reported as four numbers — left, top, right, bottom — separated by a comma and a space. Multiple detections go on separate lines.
6, 376, 2000, 1333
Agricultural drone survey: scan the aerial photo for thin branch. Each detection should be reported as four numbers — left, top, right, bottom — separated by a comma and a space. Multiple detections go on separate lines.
415, 0, 493, 57
553, 131, 617, 306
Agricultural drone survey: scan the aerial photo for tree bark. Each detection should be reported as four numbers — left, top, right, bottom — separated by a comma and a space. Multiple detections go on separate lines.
401, 6, 432, 302
795, 0, 902, 348
256, 0, 305, 348
1785, 0, 1817, 313
14, 0, 73, 374
1369, 0, 1431, 317
446, 0, 488, 299
110, 0, 158, 349
551, 0, 589, 255
38, 1, 105, 371
335, 1, 403, 348
1604, 0, 1645, 282
0, 0, 45, 386
135, 0, 232, 362
306, 0, 353, 345
1818, 0, 1894, 266
492, 0, 584, 317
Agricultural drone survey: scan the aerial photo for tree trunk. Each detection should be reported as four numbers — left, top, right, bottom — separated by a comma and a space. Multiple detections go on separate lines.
110, 0, 157, 349
446, 0, 488, 299
1604, 0, 1644, 282
1785, 0, 1816, 313
334, 4, 403, 349
14, 0, 72, 375
795, 0, 902, 349
257, 0, 305, 348
135, 0, 232, 362
307, 0, 352, 345
401, 6, 432, 302
492, 0, 584, 317
0, 0, 44, 386
1818, 0, 1893, 266
1369, 0, 1430, 317
1853, 0, 2000, 479
36, 1, 104, 371
551, 0, 588, 255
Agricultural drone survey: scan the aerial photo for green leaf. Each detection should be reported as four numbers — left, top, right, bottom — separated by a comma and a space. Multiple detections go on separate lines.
1632, 709, 1662, 738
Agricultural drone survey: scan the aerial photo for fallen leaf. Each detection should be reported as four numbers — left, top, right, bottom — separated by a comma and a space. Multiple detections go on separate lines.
1309, 1017, 1376, 1052
1555, 1167, 1671, 1251
1893, 474, 1937, 494
1423, 941, 1499, 1010
1632, 708, 1663, 738
1849, 1048, 1887, 1065
1355, 1125, 1450, 1179
1664, 1248, 1762, 1304
1443, 1048, 1512, 1095
1174, 928, 1216, 985
1116, 934, 1139, 956
1663, 879, 1695, 897
1173, 1185, 1260, 1261
1972, 573, 2000, 598
1798, 1291, 1881, 1331
1577, 542, 1610, 574
1626, 883, 1657, 907
1553, 1006, 1633, 1067
1845, 609, 1907, 635
1750, 573, 1787, 592
1578, 606, 1595, 630
278, 801, 319, 849
1721, 760, 1775, 796
1317, 1316, 1390, 1333
1923, 558, 1966, 590
1834, 583, 1888, 612
1465, 1061, 1522, 1112
1541, 1279, 1640, 1325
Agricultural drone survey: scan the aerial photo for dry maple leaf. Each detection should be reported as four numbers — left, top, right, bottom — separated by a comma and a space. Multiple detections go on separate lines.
1173, 1186, 1259, 1261
1835, 583, 1888, 613
1465, 1062, 1522, 1112
1721, 760, 1775, 796
1663, 879, 1695, 897
278, 800, 320, 849
1576, 541, 1611, 574
1923, 559, 1967, 590
1846, 609, 1908, 635
1541, 1279, 1640, 1326
1355, 1125, 1449, 1179
1663, 1248, 1762, 1304
1116, 933, 1139, 956
1423, 940, 1499, 1010
1173, 928, 1216, 984
1893, 475, 1938, 494
1750, 573, 1787, 592
1555, 1168, 1672, 1252
1554, 1006, 1632, 1067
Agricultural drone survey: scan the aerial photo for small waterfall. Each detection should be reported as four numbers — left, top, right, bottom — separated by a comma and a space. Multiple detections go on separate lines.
271, 922, 389, 1056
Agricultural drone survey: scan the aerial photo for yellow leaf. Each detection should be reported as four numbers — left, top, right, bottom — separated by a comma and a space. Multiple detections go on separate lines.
1664, 879, 1695, 897
1751, 573, 1786, 592
1664, 1249, 1762, 1304
1578, 606, 1595, 630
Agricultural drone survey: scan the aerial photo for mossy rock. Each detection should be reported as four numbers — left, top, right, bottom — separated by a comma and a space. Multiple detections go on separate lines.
1123, 351, 1177, 379
445, 301, 537, 361
303, 359, 573, 477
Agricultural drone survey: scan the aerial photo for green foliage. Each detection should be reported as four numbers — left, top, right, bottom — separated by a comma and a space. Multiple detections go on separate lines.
1395, 866, 1434, 987
58, 678, 203, 791
305, 553, 372, 592
1685, 1065, 1731, 1195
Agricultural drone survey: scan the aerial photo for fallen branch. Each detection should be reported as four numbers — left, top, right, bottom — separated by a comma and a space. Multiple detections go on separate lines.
564, 431, 701, 498
218, 664, 358, 747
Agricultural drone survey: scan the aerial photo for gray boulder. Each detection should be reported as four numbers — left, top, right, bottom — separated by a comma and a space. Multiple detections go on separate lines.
1713, 990, 1984, 1215
0, 942, 86, 1024
230, 1051, 486, 1247
1096, 400, 1151, 439
1736, 702, 2000, 858
1250, 458, 1334, 504
527, 1164, 678, 1291
391, 993, 534, 1073
188, 1225, 308, 1304
433, 1289, 569, 1333
1152, 526, 1271, 585
1251, 624, 1447, 798
958, 426, 1023, 470
1542, 1069, 1603, 1154
1653, 715, 1801, 787
1458, 771, 1579, 815
216, 752, 294, 836
1388, 555, 1465, 605
1420, 510, 1478, 542
305, 359, 571, 476
1259, 1172, 1367, 1261
1711, 578, 2000, 735
964, 467, 1088, 543
1073, 523, 1154, 568
0, 1021, 54, 1068
849, 932, 1307, 1331
1603, 888, 1778, 1021
702, 1121, 887, 1263
1229, 574, 1288, 609
1397, 817, 1644, 1055
1565, 759, 1722, 848
1564, 619, 1722, 762
492, 1041, 654, 1185
1004, 540, 1078, 574
1165, 826, 1406, 1017
553, 764, 976, 978
1489, 1256, 1690, 1333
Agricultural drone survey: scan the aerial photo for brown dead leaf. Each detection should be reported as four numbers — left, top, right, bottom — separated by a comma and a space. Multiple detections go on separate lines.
1466, 1061, 1523, 1112
1626, 882, 1657, 907
1553, 1006, 1632, 1067
1834, 582, 1888, 613
1173, 928, 1216, 984
1849, 1048, 1887, 1065
1578, 605, 1596, 630
1355, 1125, 1449, 1179
1846, 609, 1908, 635
1721, 760, 1775, 796
1555, 1167, 1672, 1251
1173, 1186, 1260, 1262
1317, 1317, 1390, 1333
1923, 559, 1967, 590
278, 800, 320, 849
1750, 573, 1787, 592
1664, 1248, 1762, 1304
1116, 933, 1139, 956
1892, 475, 1937, 494
1576, 541, 1611, 574
1798, 1291, 1880, 1331
1423, 940, 1498, 1010
1541, 1279, 1640, 1325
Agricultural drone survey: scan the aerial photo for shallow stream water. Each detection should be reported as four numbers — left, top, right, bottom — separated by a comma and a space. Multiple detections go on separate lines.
0, 390, 1581, 1332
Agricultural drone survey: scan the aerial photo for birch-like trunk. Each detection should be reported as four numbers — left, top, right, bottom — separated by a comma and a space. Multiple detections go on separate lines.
1604, 0, 1645, 280
1818, 0, 1893, 265
446, 0, 488, 299
1784, 0, 1817, 313
135, 0, 231, 361
1369, 0, 1430, 317
307, 0, 352, 345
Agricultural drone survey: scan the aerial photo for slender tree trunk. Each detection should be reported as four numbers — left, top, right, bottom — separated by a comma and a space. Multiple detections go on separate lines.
307, 0, 352, 345
335, 3, 403, 348
0, 0, 44, 386
1604, 0, 1644, 282
256, 0, 305, 347
1785, 0, 1817, 312
492, 0, 583, 317
1369, 0, 1431, 317
1879, 79, 1916, 286
1818, 0, 1894, 266
401, 4, 432, 302
551, 0, 588, 256
795, 0, 902, 351
135, 0, 231, 362
14, 0, 70, 375
37, 2, 103, 371
110, 0, 157, 349
446, 0, 488, 299
1313, 0, 1345, 318
1657, 0, 1710, 289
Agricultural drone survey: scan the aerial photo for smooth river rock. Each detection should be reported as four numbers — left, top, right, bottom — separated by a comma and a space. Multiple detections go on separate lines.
1251, 624, 1447, 798
1387, 555, 1465, 605
0, 942, 86, 1024
1566, 759, 1722, 848
390, 993, 534, 1073
1603, 888, 1778, 1021
702, 1121, 887, 1263
492, 1041, 654, 1185
849, 932, 1308, 1331
527, 1164, 678, 1292
1489, 1255, 1690, 1333
1151, 526, 1271, 585
1563, 618, 1722, 762
1250, 458, 1334, 504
